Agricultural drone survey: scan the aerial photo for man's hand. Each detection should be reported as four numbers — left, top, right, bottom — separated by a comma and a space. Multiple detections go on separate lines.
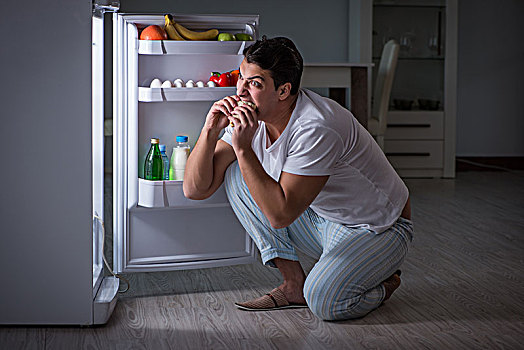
229, 102, 258, 153
205, 95, 241, 132
183, 96, 239, 200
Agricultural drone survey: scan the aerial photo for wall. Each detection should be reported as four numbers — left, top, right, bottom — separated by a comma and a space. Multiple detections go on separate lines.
456, 0, 524, 156
119, 0, 351, 62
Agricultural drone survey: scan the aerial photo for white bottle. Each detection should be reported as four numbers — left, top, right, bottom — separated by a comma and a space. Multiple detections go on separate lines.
169, 135, 190, 180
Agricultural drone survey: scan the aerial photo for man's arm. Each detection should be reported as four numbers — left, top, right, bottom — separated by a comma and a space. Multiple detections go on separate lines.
183, 137, 236, 200
183, 96, 239, 200
236, 147, 329, 229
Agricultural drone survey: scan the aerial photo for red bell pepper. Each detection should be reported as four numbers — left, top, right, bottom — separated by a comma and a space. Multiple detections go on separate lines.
209, 72, 221, 85
218, 72, 231, 87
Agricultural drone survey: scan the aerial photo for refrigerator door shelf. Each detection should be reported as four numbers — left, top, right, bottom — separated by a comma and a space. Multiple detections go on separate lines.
126, 205, 256, 272
138, 178, 229, 208
93, 276, 119, 325
138, 40, 255, 55
139, 86, 236, 102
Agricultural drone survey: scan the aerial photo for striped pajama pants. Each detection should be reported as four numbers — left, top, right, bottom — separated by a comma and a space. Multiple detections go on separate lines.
224, 161, 414, 321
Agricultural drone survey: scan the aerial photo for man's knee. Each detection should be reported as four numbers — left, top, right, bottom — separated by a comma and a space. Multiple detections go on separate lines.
303, 279, 368, 321
303, 279, 338, 321
305, 295, 369, 321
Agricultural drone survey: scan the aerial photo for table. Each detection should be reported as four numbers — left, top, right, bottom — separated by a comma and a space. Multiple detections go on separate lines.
302, 63, 373, 128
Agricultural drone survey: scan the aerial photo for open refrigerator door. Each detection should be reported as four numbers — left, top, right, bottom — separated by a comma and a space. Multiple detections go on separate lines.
113, 13, 259, 274
92, 0, 120, 325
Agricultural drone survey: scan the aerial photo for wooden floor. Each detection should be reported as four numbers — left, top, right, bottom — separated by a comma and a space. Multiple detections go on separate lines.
2, 170, 524, 349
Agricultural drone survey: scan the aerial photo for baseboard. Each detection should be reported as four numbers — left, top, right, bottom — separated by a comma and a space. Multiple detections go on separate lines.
456, 157, 524, 171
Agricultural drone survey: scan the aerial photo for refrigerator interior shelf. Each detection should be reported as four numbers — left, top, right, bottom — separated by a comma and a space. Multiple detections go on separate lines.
139, 86, 236, 102
138, 178, 230, 208
138, 40, 255, 55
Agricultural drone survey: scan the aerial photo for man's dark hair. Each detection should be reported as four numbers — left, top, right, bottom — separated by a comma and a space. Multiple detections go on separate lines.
243, 36, 303, 95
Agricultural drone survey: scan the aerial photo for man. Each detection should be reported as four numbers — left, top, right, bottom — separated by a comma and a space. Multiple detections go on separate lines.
183, 36, 413, 321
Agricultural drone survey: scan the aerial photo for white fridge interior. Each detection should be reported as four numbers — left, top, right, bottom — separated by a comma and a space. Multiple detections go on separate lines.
113, 14, 259, 274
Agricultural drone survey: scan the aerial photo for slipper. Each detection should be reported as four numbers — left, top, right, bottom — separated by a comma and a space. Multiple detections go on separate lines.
235, 288, 308, 311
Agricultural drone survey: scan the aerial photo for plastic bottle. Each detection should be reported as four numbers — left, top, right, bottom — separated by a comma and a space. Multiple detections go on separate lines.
159, 144, 170, 180
144, 138, 163, 180
169, 135, 190, 180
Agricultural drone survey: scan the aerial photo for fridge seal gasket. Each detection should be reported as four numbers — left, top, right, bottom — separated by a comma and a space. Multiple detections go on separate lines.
123, 254, 257, 272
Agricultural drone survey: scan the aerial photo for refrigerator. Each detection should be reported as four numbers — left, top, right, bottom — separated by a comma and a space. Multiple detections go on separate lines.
0, 0, 257, 325
0, 0, 119, 325
111, 12, 259, 275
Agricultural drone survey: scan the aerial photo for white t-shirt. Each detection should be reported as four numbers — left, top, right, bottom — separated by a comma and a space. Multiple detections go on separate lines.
221, 89, 408, 233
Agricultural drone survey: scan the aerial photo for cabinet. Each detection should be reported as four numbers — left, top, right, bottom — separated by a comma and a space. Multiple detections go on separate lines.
372, 0, 457, 177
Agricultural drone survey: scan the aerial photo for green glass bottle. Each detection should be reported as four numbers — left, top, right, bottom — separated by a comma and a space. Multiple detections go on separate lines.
144, 138, 163, 180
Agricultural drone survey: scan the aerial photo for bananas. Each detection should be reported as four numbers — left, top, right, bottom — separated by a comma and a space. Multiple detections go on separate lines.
162, 14, 220, 41
164, 14, 185, 40
174, 21, 219, 41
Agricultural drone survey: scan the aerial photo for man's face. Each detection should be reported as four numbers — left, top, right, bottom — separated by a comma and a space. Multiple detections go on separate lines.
237, 59, 280, 119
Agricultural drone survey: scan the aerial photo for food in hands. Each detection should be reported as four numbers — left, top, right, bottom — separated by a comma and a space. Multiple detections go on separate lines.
140, 25, 168, 40
230, 100, 257, 127
164, 14, 185, 41
150, 78, 162, 88
173, 22, 219, 41
237, 100, 257, 109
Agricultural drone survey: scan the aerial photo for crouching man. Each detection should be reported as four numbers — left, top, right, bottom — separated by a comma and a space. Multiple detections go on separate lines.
183, 36, 413, 321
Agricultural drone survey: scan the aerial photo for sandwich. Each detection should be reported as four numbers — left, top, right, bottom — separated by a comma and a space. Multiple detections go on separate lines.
230, 101, 257, 127
237, 100, 257, 109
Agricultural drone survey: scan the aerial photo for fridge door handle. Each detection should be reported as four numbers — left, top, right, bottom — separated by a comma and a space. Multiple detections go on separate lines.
93, 0, 120, 18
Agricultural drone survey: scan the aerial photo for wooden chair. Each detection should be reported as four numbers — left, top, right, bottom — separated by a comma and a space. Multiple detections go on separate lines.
367, 39, 399, 150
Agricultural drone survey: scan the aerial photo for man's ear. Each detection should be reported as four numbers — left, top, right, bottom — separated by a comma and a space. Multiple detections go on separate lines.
278, 82, 292, 100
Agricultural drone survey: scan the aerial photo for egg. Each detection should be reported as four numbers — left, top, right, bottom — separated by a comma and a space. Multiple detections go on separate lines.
150, 78, 162, 88
173, 79, 183, 88
206, 81, 216, 88
161, 80, 173, 88
196, 81, 205, 88
185, 80, 195, 88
